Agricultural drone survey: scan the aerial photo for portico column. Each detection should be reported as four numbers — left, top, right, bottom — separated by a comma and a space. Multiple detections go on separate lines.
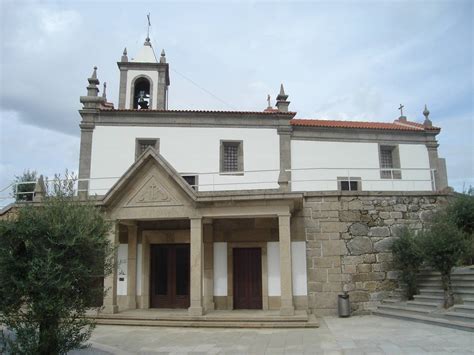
203, 220, 215, 311
126, 223, 137, 309
278, 214, 295, 315
189, 217, 204, 316
103, 221, 119, 314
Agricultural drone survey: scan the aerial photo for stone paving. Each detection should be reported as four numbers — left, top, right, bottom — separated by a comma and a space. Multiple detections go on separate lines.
70, 315, 474, 354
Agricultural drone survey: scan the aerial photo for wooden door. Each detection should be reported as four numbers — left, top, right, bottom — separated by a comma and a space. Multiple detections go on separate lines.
150, 244, 190, 308
233, 248, 263, 309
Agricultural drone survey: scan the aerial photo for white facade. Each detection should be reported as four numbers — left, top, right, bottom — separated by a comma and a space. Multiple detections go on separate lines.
89, 126, 280, 194
291, 140, 432, 192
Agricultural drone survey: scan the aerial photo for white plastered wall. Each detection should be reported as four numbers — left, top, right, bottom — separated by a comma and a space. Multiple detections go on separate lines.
125, 69, 159, 109
213, 242, 227, 296
117, 244, 128, 296
291, 140, 432, 191
90, 126, 280, 194
267, 241, 307, 296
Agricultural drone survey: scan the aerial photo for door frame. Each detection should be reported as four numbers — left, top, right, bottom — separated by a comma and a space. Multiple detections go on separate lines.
150, 243, 190, 308
140, 230, 190, 309
227, 242, 268, 310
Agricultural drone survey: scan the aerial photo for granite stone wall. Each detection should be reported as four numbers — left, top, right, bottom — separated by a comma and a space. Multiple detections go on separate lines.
297, 192, 449, 316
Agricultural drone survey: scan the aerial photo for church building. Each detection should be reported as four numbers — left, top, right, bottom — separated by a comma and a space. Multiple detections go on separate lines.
76, 34, 449, 325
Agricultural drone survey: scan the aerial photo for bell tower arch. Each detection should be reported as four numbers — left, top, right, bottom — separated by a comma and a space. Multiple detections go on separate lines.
117, 38, 170, 110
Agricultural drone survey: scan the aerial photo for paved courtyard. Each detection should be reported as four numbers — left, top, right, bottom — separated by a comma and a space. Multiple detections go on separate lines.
71, 315, 474, 354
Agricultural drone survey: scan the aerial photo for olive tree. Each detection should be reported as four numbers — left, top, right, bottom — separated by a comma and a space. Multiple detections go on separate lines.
0, 176, 114, 354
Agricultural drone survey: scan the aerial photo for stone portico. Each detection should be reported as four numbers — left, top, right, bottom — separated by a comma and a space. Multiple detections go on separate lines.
100, 148, 306, 317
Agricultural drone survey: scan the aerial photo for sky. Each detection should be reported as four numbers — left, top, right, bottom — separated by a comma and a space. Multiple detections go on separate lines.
0, 0, 473, 203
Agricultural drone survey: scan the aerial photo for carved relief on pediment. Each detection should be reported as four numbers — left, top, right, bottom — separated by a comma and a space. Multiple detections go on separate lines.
126, 175, 181, 207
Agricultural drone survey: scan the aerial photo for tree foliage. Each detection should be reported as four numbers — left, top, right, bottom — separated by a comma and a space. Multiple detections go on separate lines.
12, 170, 37, 202
391, 227, 424, 300
419, 210, 468, 308
0, 176, 114, 354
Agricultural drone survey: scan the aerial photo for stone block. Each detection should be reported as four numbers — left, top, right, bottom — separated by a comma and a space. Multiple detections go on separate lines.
349, 291, 370, 303
339, 210, 361, 222
368, 226, 390, 237
394, 204, 407, 212
320, 222, 348, 233
308, 269, 328, 282
343, 255, 363, 265
312, 292, 339, 309
363, 254, 376, 263
328, 273, 344, 282
349, 222, 369, 236
347, 237, 372, 255
420, 210, 434, 222
322, 282, 343, 292
376, 253, 393, 263
319, 202, 341, 211
356, 263, 372, 273
312, 210, 339, 219
379, 212, 390, 219
343, 283, 355, 292
390, 211, 403, 219
387, 270, 401, 280
389, 224, 405, 238
322, 240, 347, 256
314, 256, 341, 268
308, 281, 323, 292
342, 264, 356, 274
374, 237, 397, 252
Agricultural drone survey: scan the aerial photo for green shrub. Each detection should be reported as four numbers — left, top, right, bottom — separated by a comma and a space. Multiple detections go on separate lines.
419, 211, 468, 308
0, 176, 114, 354
446, 187, 474, 265
391, 227, 424, 300
12, 170, 37, 201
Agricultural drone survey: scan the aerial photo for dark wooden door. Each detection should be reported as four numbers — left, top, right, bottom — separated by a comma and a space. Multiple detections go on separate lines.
150, 244, 190, 308
233, 248, 262, 309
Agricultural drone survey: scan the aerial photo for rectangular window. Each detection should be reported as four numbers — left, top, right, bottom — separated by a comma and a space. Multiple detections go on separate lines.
220, 140, 243, 174
379, 145, 401, 179
181, 175, 198, 191
338, 177, 361, 191
135, 138, 159, 160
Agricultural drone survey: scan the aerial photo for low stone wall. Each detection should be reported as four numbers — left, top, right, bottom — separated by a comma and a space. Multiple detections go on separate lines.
297, 192, 449, 316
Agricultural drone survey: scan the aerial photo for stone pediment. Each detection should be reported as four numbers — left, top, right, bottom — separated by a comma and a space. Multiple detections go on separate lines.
103, 148, 196, 214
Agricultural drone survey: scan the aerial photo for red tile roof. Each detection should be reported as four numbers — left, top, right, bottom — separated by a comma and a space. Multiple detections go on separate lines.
290, 119, 440, 131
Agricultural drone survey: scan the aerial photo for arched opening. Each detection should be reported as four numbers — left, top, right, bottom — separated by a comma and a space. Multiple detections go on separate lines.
133, 77, 151, 109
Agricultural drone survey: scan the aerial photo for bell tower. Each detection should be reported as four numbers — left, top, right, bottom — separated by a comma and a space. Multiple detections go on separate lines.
117, 37, 170, 110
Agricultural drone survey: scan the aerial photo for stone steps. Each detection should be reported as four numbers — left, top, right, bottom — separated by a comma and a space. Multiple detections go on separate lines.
452, 305, 474, 314
405, 301, 441, 311
377, 303, 430, 315
93, 314, 319, 328
373, 309, 474, 332
413, 294, 444, 303
444, 311, 474, 323
462, 298, 474, 306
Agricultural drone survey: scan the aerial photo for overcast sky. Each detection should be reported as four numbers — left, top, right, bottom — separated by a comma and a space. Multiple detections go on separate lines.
0, 0, 473, 203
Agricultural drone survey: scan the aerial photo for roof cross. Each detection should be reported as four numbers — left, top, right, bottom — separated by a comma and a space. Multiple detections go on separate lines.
267, 94, 271, 108
146, 13, 151, 42
398, 104, 404, 116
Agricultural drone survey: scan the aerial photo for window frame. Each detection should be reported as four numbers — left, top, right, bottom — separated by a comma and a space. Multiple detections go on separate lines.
135, 138, 160, 160
337, 176, 362, 191
181, 174, 199, 191
379, 144, 401, 179
219, 140, 244, 175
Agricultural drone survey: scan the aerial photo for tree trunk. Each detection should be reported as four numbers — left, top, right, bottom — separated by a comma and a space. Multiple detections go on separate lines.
38, 318, 59, 355
441, 273, 454, 309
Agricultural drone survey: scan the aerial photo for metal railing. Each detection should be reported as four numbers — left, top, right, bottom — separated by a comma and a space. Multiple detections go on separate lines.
0, 167, 436, 207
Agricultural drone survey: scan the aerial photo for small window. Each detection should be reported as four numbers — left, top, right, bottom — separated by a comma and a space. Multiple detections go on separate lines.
338, 177, 361, 191
182, 175, 198, 191
135, 138, 159, 160
220, 140, 243, 174
379, 145, 401, 179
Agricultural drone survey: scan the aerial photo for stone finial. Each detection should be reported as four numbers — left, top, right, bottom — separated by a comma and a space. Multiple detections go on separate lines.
160, 49, 166, 64
276, 83, 290, 112
86, 66, 100, 97
267, 94, 272, 109
33, 175, 46, 202
121, 47, 128, 62
102, 82, 107, 100
80, 66, 105, 108
423, 104, 432, 127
